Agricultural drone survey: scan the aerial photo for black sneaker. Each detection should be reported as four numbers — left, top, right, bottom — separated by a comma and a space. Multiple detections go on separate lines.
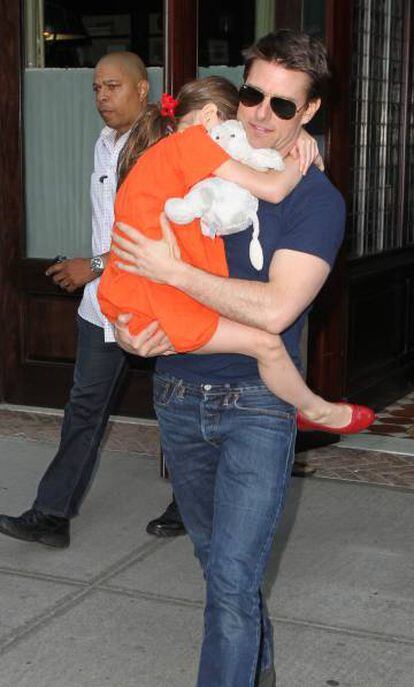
0, 509, 70, 548
146, 499, 186, 538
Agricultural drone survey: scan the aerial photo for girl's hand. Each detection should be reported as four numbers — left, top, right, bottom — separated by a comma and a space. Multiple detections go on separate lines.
289, 128, 324, 175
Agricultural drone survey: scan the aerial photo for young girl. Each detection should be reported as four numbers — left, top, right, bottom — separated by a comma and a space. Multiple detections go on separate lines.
98, 76, 374, 434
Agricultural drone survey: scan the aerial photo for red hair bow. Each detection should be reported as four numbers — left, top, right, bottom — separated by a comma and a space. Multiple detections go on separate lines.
160, 92, 178, 118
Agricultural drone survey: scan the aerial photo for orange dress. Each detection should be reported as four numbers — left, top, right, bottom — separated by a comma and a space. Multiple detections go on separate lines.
98, 125, 230, 352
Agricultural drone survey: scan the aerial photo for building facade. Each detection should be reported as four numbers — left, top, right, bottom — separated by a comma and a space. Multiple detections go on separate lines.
0, 0, 413, 418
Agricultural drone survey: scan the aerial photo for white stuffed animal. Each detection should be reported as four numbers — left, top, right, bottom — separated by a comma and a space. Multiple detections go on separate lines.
164, 119, 284, 271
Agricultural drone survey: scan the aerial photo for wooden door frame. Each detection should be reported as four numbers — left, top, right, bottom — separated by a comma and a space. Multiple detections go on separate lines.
164, 0, 198, 94
306, 0, 353, 400
0, 0, 24, 403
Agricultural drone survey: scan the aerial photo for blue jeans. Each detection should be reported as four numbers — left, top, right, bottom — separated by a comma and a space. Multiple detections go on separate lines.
33, 316, 128, 518
153, 372, 297, 687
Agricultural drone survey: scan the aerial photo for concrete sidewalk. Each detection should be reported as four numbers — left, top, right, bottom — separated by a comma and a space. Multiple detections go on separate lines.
0, 434, 413, 687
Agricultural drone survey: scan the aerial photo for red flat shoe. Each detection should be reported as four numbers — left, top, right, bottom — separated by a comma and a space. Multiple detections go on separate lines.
297, 403, 375, 435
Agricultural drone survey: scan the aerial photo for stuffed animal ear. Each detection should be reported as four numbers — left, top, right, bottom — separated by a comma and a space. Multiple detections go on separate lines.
249, 215, 264, 270
249, 237, 264, 271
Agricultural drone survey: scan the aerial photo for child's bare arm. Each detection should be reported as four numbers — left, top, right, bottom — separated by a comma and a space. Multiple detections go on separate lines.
212, 126, 323, 203
214, 156, 303, 204
291, 128, 324, 174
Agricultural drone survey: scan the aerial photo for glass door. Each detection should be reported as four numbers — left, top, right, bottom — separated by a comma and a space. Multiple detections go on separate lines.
4, 0, 164, 414
24, 0, 164, 259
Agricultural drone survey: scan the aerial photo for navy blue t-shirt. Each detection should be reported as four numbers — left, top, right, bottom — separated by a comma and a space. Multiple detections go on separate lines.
157, 166, 346, 384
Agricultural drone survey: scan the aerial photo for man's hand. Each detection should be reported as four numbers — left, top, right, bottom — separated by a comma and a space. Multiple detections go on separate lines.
45, 258, 95, 292
112, 213, 181, 285
115, 314, 176, 357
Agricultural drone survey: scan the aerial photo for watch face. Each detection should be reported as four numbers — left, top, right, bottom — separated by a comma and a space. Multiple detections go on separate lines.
91, 256, 104, 273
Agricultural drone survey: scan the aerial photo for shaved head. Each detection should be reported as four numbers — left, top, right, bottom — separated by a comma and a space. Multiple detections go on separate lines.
96, 51, 148, 82
93, 52, 149, 136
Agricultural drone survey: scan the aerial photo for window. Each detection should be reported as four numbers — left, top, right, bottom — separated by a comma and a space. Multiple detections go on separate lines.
348, 0, 413, 258
26, 0, 164, 68
23, 0, 163, 258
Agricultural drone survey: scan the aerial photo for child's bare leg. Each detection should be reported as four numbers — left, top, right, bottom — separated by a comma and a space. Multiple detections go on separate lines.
196, 317, 352, 427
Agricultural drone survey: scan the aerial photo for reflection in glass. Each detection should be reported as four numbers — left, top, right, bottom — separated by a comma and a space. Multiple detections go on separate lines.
23, 0, 164, 257
25, 0, 163, 68
198, 0, 255, 69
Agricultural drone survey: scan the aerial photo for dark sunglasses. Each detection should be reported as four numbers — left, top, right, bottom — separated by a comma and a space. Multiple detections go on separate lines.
238, 84, 307, 120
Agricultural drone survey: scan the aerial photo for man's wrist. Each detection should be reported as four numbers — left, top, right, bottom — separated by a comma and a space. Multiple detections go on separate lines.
168, 260, 190, 289
89, 254, 107, 276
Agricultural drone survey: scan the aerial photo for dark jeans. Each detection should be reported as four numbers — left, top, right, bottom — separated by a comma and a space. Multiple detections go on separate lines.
33, 316, 128, 518
153, 372, 296, 687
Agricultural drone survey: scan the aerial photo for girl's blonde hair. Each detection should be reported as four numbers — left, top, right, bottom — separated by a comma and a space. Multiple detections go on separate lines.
117, 76, 239, 186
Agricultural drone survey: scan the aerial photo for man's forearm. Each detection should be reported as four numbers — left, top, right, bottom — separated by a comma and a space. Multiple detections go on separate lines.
113, 220, 331, 337
169, 261, 275, 332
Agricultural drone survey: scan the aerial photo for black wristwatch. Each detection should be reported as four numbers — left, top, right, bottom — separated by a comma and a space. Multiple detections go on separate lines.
90, 255, 105, 275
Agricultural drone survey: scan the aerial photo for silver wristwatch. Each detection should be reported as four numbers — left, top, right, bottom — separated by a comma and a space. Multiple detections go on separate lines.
90, 255, 105, 275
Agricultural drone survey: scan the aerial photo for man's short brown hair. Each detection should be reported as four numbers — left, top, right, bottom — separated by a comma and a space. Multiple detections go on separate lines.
243, 29, 331, 102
